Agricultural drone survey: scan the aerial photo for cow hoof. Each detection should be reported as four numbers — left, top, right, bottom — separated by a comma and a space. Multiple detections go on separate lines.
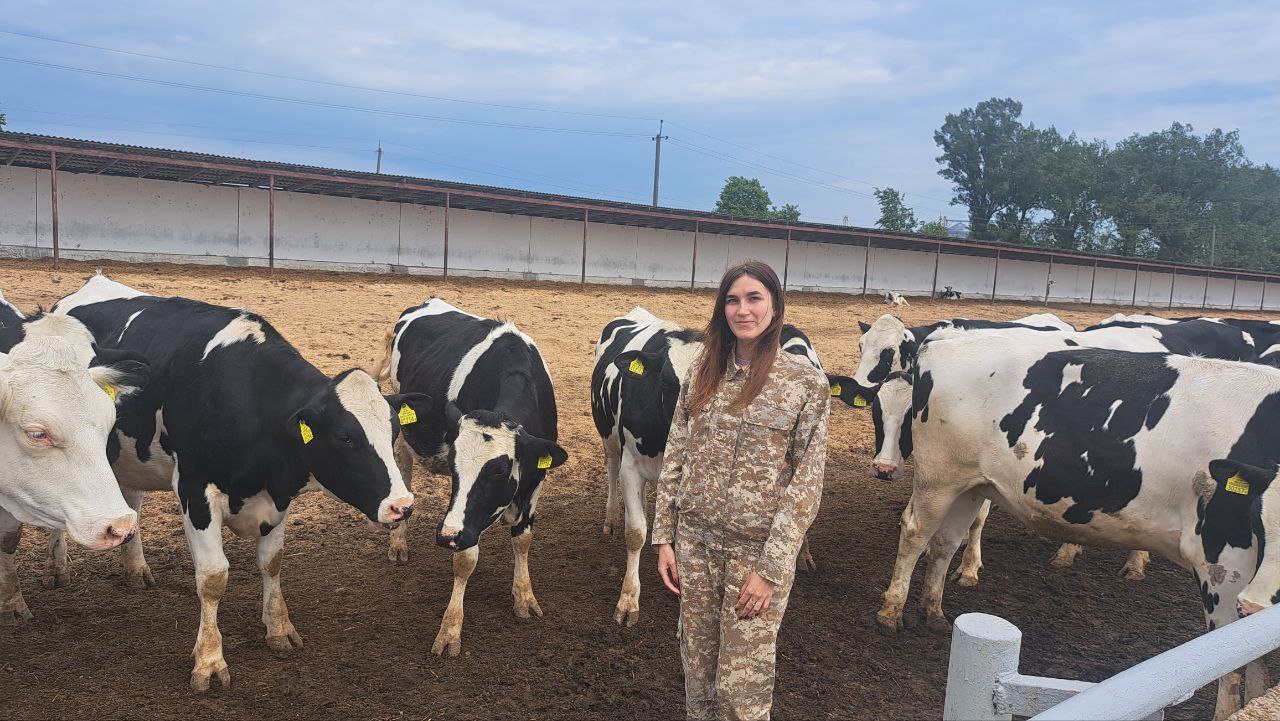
431, 633, 462, 657
797, 556, 818, 573
874, 612, 902, 635
126, 566, 157, 589
614, 605, 640, 627
926, 615, 952, 634
3, 607, 34, 624
387, 544, 410, 564
190, 663, 230, 693
265, 628, 304, 656
602, 523, 615, 536
1121, 568, 1146, 581
42, 570, 70, 590
950, 569, 980, 588
514, 597, 543, 620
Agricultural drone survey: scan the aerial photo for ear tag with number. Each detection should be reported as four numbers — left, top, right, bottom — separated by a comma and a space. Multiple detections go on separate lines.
628, 358, 645, 376
853, 395, 868, 408
1225, 472, 1250, 495
830, 383, 842, 397
100, 384, 117, 402
398, 404, 418, 425
537, 454, 553, 469
299, 420, 314, 445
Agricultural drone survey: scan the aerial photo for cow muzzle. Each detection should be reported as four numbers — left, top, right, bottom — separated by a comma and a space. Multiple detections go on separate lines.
94, 513, 138, 551
1238, 597, 1268, 617
435, 524, 477, 551
871, 460, 899, 481
378, 496, 415, 525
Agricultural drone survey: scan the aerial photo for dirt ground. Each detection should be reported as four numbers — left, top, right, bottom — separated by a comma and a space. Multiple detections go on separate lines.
1, 257, 1275, 720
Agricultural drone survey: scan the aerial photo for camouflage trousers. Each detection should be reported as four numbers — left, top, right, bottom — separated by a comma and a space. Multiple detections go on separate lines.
676, 532, 792, 721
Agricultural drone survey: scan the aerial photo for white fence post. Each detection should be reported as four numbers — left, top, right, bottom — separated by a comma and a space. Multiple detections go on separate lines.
944, 613, 1022, 721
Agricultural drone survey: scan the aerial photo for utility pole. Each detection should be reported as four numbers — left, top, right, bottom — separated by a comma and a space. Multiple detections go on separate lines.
651, 120, 667, 208
375, 143, 383, 174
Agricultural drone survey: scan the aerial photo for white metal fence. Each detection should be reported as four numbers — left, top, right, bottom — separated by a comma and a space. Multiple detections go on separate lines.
943, 605, 1280, 720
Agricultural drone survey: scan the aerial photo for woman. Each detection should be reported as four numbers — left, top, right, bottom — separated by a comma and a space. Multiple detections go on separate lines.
652, 260, 831, 721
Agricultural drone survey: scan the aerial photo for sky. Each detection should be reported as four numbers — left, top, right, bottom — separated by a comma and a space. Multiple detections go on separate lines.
2, 1, 1278, 228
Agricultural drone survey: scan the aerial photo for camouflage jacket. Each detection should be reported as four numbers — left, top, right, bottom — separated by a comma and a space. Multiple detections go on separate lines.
652, 348, 831, 587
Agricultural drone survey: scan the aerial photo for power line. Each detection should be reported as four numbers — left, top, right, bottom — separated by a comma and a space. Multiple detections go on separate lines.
0, 28, 658, 123
0, 56, 651, 138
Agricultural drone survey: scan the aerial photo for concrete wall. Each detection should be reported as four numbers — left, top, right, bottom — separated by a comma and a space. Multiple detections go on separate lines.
2, 165, 1276, 311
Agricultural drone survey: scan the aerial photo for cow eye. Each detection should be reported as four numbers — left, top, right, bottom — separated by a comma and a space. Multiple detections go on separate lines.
338, 433, 353, 446
25, 428, 53, 445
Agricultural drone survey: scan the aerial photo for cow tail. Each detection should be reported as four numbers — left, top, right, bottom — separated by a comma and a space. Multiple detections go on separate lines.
370, 328, 396, 384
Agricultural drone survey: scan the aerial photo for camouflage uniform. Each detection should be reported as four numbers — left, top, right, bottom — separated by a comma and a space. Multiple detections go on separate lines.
652, 349, 831, 721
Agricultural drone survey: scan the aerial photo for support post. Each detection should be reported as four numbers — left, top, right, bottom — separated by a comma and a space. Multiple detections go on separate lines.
1202, 272, 1211, 310
1230, 274, 1238, 311
1088, 259, 1098, 305
782, 229, 792, 290
931, 241, 941, 299
861, 236, 871, 297
991, 250, 1001, 301
1168, 267, 1177, 309
943, 613, 1021, 721
443, 192, 450, 280
1044, 256, 1054, 305
690, 221, 699, 290
1132, 264, 1141, 307
49, 151, 60, 270
1262, 278, 1268, 312
268, 174, 275, 275
580, 208, 589, 286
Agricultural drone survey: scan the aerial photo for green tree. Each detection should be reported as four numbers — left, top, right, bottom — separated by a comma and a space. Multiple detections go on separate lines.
934, 97, 1027, 240
918, 219, 948, 237
1036, 130, 1107, 250
713, 176, 800, 221
874, 187, 918, 231
0, 109, 6, 131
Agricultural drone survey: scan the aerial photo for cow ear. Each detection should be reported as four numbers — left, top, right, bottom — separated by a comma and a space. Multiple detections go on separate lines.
88, 357, 150, 405
386, 392, 431, 428
516, 432, 569, 472
613, 350, 663, 379
825, 373, 873, 409
443, 401, 464, 442
1208, 459, 1274, 496
858, 321, 872, 334
288, 406, 322, 447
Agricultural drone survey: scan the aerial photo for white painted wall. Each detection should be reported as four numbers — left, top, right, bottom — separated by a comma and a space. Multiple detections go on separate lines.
2, 166, 1277, 311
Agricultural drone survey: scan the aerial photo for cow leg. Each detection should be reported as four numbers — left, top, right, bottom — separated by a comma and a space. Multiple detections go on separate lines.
432, 545, 479, 657
119, 488, 156, 589
258, 515, 302, 656
1196, 562, 1254, 720
796, 534, 817, 573
183, 489, 231, 692
1050, 543, 1084, 568
919, 492, 986, 632
1245, 659, 1270, 705
0, 508, 32, 623
614, 457, 645, 626
1119, 550, 1150, 581
950, 499, 991, 587
42, 529, 69, 589
602, 440, 623, 536
512, 529, 542, 619
388, 437, 414, 563
877, 488, 966, 634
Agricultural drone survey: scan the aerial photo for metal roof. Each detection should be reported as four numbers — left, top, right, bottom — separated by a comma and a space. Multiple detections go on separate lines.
0, 131, 1273, 281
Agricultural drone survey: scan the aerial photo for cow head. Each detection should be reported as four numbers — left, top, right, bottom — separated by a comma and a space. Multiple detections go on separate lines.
855, 315, 916, 388
0, 336, 148, 550
870, 371, 914, 480
291, 369, 430, 527
1212, 460, 1280, 616
435, 403, 568, 550
826, 373, 876, 410
610, 347, 691, 433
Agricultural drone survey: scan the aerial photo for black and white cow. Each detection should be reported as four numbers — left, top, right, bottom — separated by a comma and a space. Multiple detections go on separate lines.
1, 311, 150, 623
373, 297, 566, 657
875, 330, 1280, 719
52, 272, 424, 692
590, 308, 837, 626
1086, 315, 1258, 360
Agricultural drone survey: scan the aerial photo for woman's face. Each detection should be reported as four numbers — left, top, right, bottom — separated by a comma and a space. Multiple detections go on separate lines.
724, 275, 775, 344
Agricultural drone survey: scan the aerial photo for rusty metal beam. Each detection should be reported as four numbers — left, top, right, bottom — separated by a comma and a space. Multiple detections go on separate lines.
690, 221, 699, 290
268, 174, 276, 275
50, 151, 60, 270
93, 157, 121, 174
3, 148, 21, 166
1088, 259, 1098, 305
580, 208, 589, 286
782, 229, 791, 290
443, 192, 450, 279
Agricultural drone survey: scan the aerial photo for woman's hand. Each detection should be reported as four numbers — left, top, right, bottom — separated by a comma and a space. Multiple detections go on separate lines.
656, 543, 681, 595
735, 571, 775, 619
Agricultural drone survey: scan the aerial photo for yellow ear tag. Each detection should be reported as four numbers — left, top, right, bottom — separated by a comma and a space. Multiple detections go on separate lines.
299, 420, 314, 445
100, 384, 117, 402
628, 358, 645, 376
830, 383, 842, 397
398, 404, 418, 425
853, 395, 868, 408
537, 454, 553, 469
1225, 472, 1250, 495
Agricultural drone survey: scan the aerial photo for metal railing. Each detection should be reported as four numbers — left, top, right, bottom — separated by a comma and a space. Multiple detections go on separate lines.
943, 605, 1280, 720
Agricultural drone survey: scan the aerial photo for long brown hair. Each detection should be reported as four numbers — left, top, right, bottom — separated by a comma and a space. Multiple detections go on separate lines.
688, 260, 786, 414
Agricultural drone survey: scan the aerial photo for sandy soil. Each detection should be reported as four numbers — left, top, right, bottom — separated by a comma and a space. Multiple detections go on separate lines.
0, 257, 1275, 720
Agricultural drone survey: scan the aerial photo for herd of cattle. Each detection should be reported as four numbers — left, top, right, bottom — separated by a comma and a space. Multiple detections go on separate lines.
2, 271, 1279, 717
